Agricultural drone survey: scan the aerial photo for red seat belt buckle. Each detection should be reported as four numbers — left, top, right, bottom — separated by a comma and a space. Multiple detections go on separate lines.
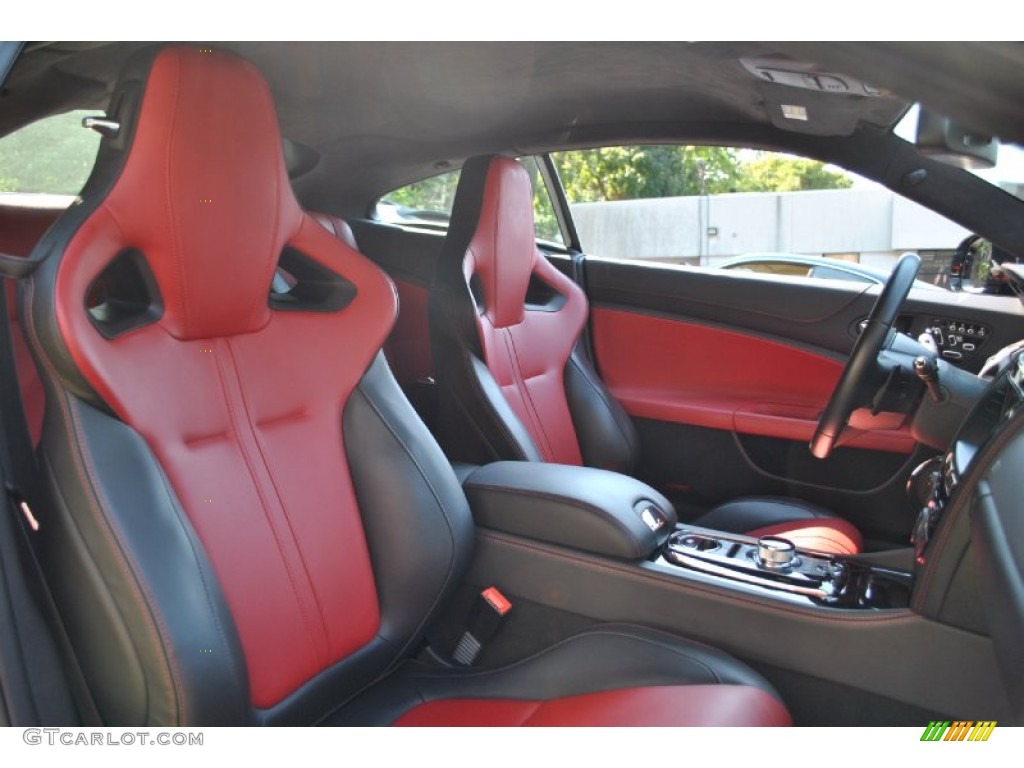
481, 586, 511, 616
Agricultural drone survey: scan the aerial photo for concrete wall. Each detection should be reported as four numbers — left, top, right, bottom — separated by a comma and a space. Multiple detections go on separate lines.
570, 187, 971, 268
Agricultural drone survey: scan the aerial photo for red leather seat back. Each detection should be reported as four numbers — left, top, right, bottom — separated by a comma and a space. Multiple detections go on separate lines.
32, 47, 398, 710
458, 157, 588, 464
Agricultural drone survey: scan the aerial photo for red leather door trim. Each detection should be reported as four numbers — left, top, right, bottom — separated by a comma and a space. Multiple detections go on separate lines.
591, 308, 914, 454
0, 203, 64, 257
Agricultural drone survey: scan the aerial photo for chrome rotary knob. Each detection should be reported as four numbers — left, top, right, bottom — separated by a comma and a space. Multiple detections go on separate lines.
757, 536, 796, 570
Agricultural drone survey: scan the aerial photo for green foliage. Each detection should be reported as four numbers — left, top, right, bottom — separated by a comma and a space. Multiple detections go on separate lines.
552, 146, 741, 202
383, 172, 460, 213
520, 156, 562, 244
732, 153, 853, 193
379, 147, 853, 239
382, 158, 564, 244
0, 110, 101, 195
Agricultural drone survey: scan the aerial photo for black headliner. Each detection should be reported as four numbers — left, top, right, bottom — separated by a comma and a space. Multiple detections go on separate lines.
3, 42, 1024, 226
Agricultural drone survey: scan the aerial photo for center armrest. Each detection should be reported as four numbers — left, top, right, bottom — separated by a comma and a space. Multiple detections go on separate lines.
462, 462, 677, 560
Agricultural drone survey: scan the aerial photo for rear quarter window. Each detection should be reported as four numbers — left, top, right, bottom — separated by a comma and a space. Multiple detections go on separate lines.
0, 110, 101, 198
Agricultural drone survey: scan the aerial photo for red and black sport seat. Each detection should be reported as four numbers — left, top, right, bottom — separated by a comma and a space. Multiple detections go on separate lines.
430, 155, 862, 555
22, 46, 791, 726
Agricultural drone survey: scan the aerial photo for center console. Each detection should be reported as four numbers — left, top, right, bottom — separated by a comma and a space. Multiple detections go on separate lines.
460, 448, 1007, 719
462, 460, 914, 611
662, 528, 912, 608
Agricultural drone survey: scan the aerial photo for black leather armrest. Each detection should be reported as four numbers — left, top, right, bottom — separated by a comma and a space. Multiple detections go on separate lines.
462, 462, 677, 560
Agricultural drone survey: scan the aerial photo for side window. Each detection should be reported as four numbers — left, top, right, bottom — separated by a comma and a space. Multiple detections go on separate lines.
551, 145, 966, 288
376, 169, 461, 229
517, 155, 564, 247
0, 110, 101, 197
375, 157, 565, 246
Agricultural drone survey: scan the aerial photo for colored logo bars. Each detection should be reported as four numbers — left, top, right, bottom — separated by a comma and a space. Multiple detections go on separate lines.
920, 721, 997, 741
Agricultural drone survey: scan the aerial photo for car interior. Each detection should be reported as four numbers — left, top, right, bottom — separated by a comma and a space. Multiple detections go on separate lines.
0, 41, 1023, 728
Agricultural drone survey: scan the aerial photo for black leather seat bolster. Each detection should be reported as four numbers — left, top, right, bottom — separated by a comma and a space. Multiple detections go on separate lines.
327, 623, 785, 726
38, 396, 250, 726
344, 352, 477, 653
564, 348, 640, 474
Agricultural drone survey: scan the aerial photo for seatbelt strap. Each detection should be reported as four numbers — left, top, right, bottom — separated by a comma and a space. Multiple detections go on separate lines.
0, 284, 101, 725
0, 249, 46, 280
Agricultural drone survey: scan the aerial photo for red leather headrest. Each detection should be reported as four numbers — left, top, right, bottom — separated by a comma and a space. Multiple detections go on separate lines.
464, 157, 537, 329
83, 47, 303, 340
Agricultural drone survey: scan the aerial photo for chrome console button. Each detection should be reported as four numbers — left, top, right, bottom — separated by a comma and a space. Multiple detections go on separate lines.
756, 536, 796, 570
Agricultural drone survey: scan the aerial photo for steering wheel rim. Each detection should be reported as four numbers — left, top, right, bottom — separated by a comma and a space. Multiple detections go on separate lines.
810, 252, 921, 459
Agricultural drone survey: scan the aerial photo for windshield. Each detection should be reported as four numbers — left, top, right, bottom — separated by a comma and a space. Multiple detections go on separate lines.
973, 145, 1024, 202
895, 105, 1024, 203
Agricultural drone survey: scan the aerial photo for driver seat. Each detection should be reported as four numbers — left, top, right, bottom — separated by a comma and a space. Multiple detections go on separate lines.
430, 155, 862, 555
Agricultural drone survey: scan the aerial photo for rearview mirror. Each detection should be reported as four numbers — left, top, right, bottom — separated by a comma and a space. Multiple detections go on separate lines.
916, 109, 998, 170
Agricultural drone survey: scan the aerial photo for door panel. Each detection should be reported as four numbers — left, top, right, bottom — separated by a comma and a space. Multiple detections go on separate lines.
0, 203, 63, 255
591, 307, 914, 454
341, 220, 444, 425
584, 258, 1024, 542
348, 220, 441, 380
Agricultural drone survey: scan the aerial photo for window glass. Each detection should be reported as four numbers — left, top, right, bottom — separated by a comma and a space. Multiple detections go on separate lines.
0, 110, 101, 196
550, 145, 966, 289
376, 157, 565, 246
518, 155, 564, 246
376, 169, 460, 229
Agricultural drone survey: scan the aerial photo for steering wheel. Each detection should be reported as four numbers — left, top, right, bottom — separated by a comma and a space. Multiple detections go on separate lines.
810, 252, 921, 459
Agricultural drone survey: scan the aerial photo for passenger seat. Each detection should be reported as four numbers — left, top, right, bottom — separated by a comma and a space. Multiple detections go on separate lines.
429, 155, 863, 555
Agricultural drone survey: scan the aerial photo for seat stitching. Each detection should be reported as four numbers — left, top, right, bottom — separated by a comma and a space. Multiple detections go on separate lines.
213, 337, 325, 671
500, 328, 553, 460
147, 451, 249, 693
165, 55, 190, 334
456, 350, 538, 460
467, 483, 645, 559
518, 701, 545, 726
224, 338, 334, 655
503, 327, 557, 461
